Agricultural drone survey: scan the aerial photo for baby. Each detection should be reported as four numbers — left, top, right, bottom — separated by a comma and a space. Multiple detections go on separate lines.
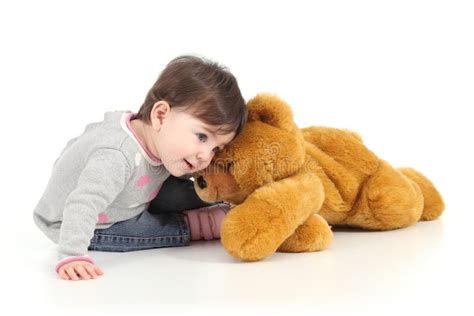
33, 55, 247, 281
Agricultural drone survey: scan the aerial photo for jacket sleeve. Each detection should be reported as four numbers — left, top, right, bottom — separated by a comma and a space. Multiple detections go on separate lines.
57, 148, 131, 261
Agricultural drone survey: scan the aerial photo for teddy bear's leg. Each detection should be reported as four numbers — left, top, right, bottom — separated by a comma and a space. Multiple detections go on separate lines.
345, 161, 425, 230
221, 172, 326, 261
398, 168, 444, 220
277, 214, 333, 253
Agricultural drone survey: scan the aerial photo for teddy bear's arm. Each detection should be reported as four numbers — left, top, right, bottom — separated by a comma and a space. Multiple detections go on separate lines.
278, 213, 332, 253
220, 171, 326, 261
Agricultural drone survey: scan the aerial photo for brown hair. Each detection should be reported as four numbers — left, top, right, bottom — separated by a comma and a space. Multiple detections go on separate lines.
136, 55, 247, 137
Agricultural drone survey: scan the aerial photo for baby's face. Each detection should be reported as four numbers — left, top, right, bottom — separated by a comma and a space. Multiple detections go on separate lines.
151, 109, 235, 177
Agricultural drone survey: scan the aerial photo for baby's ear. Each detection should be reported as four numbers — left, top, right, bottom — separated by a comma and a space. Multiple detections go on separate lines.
150, 101, 171, 130
247, 93, 297, 133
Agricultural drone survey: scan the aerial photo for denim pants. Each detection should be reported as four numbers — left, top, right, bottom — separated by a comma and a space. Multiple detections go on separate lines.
88, 176, 214, 252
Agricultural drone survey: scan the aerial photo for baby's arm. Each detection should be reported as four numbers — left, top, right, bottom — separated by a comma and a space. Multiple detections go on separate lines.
56, 149, 130, 280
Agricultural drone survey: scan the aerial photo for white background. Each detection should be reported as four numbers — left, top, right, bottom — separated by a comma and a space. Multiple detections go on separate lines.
1, 1, 473, 315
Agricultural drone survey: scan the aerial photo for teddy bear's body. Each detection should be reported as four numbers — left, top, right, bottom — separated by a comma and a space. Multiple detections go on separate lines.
301, 126, 443, 229
194, 94, 444, 261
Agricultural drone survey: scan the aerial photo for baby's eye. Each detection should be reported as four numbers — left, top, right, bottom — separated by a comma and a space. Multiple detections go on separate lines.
197, 133, 208, 142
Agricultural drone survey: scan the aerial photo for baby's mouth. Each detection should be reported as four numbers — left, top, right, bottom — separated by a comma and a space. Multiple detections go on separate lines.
184, 159, 193, 169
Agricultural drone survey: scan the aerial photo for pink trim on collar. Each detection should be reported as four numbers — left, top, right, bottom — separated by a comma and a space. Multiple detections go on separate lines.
125, 113, 162, 163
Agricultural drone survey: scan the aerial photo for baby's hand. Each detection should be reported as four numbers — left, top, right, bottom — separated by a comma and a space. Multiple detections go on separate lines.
58, 260, 104, 281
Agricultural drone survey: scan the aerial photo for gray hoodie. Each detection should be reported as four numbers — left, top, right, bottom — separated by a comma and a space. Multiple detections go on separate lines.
33, 111, 170, 260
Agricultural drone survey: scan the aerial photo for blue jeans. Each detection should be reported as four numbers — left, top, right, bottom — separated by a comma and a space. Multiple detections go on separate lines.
88, 175, 213, 252
88, 210, 190, 252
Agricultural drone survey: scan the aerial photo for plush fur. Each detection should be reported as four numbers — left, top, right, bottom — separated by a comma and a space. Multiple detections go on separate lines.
193, 94, 445, 261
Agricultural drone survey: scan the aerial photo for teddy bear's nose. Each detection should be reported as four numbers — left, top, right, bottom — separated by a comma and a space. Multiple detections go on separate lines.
196, 176, 207, 189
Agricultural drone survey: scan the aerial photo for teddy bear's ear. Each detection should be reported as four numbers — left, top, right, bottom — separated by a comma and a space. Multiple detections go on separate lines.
247, 93, 297, 133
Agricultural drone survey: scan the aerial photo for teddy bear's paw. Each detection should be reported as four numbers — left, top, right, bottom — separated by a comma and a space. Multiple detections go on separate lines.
278, 214, 333, 253
221, 206, 292, 261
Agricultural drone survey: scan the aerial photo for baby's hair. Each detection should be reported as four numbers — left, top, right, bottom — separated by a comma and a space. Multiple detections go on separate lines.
137, 55, 247, 138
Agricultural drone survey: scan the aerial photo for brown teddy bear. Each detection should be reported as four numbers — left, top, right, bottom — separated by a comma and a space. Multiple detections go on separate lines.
193, 94, 445, 262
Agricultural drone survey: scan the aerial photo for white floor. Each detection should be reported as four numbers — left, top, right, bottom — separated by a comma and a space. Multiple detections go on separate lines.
2, 2, 473, 314
4, 205, 472, 316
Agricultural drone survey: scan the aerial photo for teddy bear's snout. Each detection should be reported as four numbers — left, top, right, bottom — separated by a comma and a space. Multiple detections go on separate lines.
196, 176, 207, 189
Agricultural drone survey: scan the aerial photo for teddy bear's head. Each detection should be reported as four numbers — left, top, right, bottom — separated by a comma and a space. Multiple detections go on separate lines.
193, 94, 307, 204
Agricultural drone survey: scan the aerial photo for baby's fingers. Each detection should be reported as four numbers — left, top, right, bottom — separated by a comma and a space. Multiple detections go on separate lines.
94, 265, 104, 276
84, 265, 99, 279
66, 267, 80, 281
74, 266, 91, 280
58, 268, 70, 280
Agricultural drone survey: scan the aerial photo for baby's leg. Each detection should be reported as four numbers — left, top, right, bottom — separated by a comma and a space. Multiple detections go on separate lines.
89, 203, 230, 253
148, 175, 230, 241
183, 203, 230, 241
89, 210, 190, 252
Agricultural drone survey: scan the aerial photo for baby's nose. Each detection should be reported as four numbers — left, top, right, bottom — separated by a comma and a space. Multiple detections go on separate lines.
197, 150, 213, 162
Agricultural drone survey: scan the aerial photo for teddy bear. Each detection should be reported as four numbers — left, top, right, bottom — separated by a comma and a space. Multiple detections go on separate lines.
193, 94, 445, 262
